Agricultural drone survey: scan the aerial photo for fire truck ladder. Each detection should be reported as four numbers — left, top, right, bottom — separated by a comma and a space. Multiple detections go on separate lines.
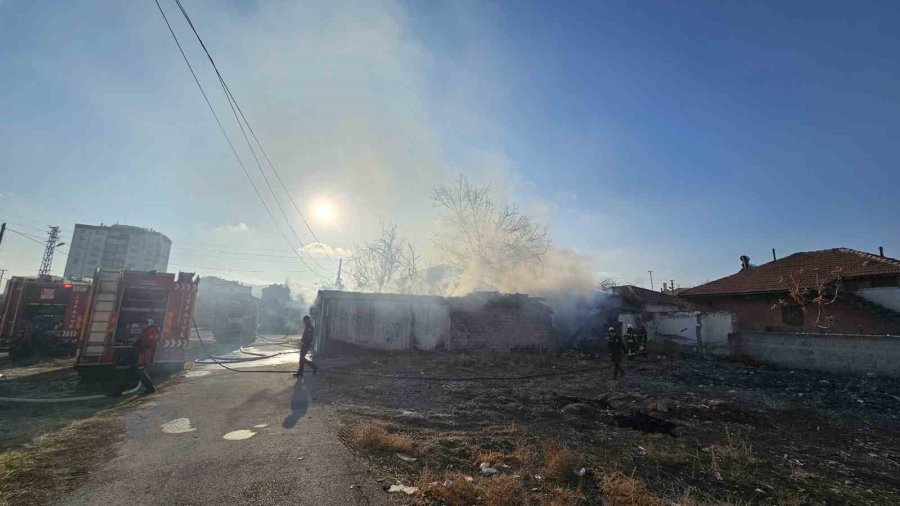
83, 270, 121, 357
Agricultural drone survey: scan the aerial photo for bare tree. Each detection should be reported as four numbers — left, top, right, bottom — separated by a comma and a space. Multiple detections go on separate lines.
772, 267, 843, 329
598, 277, 618, 290
431, 174, 550, 288
350, 222, 419, 293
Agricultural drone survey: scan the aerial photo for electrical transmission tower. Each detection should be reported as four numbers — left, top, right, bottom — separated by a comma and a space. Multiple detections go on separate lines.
38, 226, 63, 278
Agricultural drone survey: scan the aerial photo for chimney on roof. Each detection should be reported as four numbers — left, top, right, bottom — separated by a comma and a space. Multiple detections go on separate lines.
772, 248, 777, 261
879, 246, 884, 258
740, 255, 750, 271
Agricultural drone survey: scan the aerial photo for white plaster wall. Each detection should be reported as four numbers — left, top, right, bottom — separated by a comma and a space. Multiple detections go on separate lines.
731, 332, 900, 377
855, 287, 900, 313
410, 300, 451, 349
321, 296, 449, 351
653, 312, 699, 341
699, 312, 735, 355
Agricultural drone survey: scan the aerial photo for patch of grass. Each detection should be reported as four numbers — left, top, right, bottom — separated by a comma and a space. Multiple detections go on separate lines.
599, 471, 667, 506
539, 486, 587, 505
0, 413, 120, 505
483, 474, 524, 506
473, 442, 531, 468
708, 425, 756, 477
474, 450, 513, 467
643, 436, 692, 468
417, 469, 534, 506
417, 469, 480, 506
540, 440, 580, 482
341, 420, 415, 454
771, 402, 819, 420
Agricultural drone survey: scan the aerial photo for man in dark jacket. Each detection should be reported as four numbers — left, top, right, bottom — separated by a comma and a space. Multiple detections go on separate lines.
607, 326, 626, 380
293, 315, 319, 377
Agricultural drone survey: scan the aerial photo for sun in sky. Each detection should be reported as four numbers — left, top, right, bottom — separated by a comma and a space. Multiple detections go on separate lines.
311, 199, 336, 224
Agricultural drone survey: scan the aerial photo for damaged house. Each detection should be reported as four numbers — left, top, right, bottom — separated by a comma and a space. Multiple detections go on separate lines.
680, 248, 900, 335
311, 290, 553, 352
567, 285, 692, 345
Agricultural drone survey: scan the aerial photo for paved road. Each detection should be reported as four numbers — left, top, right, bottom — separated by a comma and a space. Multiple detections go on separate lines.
61, 361, 388, 505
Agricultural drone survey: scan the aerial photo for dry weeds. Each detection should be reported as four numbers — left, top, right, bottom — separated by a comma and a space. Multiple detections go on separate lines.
540, 440, 580, 482
416, 468, 525, 506
482, 474, 524, 506
599, 471, 667, 506
0, 414, 120, 505
643, 435, 692, 468
709, 425, 756, 476
417, 469, 480, 505
538, 486, 587, 506
473, 442, 531, 468
341, 420, 415, 454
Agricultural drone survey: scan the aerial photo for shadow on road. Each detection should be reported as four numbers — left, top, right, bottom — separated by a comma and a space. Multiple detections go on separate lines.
282, 379, 310, 428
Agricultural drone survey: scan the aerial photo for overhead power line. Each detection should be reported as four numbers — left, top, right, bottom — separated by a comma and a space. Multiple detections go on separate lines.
152, 0, 328, 281
6, 228, 47, 246
171, 0, 333, 265
7, 219, 343, 266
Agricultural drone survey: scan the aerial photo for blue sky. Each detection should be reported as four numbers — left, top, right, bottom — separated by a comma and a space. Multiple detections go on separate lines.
1, 0, 898, 297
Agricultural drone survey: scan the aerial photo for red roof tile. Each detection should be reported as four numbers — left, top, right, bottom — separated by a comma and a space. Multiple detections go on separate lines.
681, 248, 900, 297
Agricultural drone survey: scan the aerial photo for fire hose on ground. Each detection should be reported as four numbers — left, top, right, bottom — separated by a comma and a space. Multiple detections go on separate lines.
192, 321, 613, 381
0, 381, 143, 404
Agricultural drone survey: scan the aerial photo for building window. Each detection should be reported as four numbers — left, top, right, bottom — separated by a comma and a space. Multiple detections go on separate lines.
781, 305, 804, 326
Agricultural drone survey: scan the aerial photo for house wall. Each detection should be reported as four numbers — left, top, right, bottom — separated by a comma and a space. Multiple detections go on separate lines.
699, 312, 737, 354
314, 292, 552, 352
317, 295, 449, 351
446, 296, 553, 351
691, 294, 900, 335
617, 311, 734, 355
855, 287, 900, 313
730, 332, 900, 377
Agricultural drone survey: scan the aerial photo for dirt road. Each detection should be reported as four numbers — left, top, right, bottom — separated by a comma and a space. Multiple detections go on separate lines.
59, 361, 387, 505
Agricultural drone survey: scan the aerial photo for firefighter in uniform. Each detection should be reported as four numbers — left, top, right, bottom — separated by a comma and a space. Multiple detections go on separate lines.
116, 319, 158, 395
607, 326, 626, 380
637, 324, 648, 357
624, 324, 640, 358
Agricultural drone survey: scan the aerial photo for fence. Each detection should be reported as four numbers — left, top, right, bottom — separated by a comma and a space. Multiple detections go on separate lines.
729, 331, 900, 377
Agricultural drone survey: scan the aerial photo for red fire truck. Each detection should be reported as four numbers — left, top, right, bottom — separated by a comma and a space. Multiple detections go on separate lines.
0, 276, 93, 359
74, 269, 199, 374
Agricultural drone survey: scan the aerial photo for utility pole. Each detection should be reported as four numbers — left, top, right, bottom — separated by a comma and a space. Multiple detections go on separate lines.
38, 226, 65, 278
0, 223, 6, 249
335, 258, 344, 290
0, 269, 7, 292
670, 279, 675, 295
648, 270, 654, 291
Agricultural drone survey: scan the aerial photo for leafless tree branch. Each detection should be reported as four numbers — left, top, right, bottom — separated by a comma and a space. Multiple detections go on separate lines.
350, 222, 419, 293
431, 174, 550, 288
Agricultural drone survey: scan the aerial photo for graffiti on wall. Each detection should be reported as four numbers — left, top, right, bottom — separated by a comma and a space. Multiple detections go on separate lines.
380, 322, 400, 343
351, 313, 372, 327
